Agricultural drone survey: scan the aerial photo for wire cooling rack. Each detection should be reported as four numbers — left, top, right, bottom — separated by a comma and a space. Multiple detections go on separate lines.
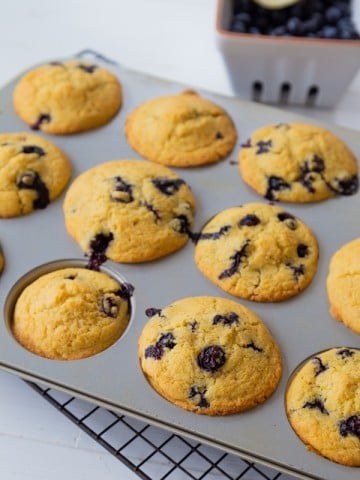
26, 382, 296, 480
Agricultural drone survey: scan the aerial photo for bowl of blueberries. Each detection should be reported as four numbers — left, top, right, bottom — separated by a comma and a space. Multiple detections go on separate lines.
216, 0, 360, 106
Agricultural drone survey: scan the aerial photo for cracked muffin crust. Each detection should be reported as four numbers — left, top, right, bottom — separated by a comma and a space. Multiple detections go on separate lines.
286, 347, 360, 466
327, 238, 360, 335
239, 122, 358, 203
0, 132, 71, 217
124, 90, 237, 167
63, 159, 196, 263
13, 60, 122, 134
12, 267, 131, 360
194, 203, 319, 302
138, 296, 282, 415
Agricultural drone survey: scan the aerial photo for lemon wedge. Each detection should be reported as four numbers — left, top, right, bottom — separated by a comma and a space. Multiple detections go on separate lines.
253, 0, 299, 9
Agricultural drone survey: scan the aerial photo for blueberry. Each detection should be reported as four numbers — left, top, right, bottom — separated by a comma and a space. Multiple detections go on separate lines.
239, 214, 260, 227
286, 17, 304, 36
339, 415, 360, 440
152, 177, 185, 196
31, 113, 51, 130
215, 131, 224, 140
321, 25, 338, 39
196, 396, 210, 408
22, 145, 45, 157
17, 170, 37, 188
100, 294, 120, 318
170, 214, 191, 236
269, 26, 287, 36
87, 232, 114, 271
248, 26, 262, 35
193, 225, 231, 243
231, 19, 247, 33
241, 138, 252, 148
297, 244, 309, 258
339, 28, 355, 39
309, 155, 325, 173
188, 386, 209, 408
265, 176, 291, 201
90, 233, 114, 258
189, 321, 198, 332
308, 13, 324, 31
256, 139, 272, 154
218, 239, 250, 280
143, 201, 161, 221
335, 175, 359, 196
197, 345, 226, 373
157, 332, 176, 350
16, 170, 49, 210
212, 312, 239, 326
286, 263, 305, 281
145, 344, 163, 360
336, 348, 355, 359
144, 332, 176, 360
277, 212, 298, 230
116, 283, 134, 300
244, 341, 263, 352
298, 159, 323, 192
325, 6, 342, 25
77, 64, 97, 74
337, 17, 353, 31
312, 356, 328, 376
303, 398, 329, 415
300, 173, 316, 193
234, 12, 252, 25
337, 2, 351, 16
111, 176, 133, 203
145, 308, 163, 318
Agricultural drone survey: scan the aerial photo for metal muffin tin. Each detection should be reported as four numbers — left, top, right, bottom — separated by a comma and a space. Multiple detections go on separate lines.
1, 53, 359, 480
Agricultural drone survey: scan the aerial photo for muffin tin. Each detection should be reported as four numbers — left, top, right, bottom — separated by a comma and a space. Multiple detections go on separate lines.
1, 54, 360, 480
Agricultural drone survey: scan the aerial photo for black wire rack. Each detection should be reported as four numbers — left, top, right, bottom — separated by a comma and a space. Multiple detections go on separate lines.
26, 381, 296, 480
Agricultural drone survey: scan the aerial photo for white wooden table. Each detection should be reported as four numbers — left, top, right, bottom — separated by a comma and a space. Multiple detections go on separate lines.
0, 1, 359, 478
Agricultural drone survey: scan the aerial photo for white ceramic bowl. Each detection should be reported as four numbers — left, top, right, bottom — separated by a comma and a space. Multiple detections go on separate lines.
216, 0, 360, 107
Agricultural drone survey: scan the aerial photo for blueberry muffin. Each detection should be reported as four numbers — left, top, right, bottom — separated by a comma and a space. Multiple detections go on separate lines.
63, 159, 196, 264
13, 60, 122, 134
138, 296, 282, 415
286, 347, 360, 466
239, 122, 358, 202
12, 267, 131, 360
0, 132, 71, 217
124, 90, 237, 167
194, 202, 319, 302
327, 238, 360, 335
